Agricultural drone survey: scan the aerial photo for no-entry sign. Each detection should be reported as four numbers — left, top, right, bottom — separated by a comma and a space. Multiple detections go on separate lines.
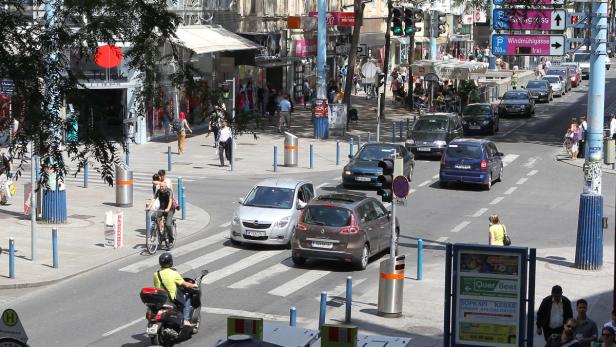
393, 175, 410, 199
492, 34, 565, 56
492, 9, 566, 31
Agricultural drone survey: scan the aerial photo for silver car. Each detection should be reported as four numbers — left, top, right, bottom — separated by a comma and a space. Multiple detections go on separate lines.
231, 179, 315, 246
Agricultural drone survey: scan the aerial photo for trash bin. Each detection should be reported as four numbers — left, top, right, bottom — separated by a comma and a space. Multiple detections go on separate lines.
284, 132, 298, 167
115, 164, 133, 207
605, 138, 615, 164
377, 255, 405, 317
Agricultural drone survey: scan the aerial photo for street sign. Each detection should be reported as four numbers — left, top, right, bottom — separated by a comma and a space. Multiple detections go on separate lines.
492, 34, 565, 56
492, 9, 566, 31
493, 0, 563, 4
392, 175, 410, 199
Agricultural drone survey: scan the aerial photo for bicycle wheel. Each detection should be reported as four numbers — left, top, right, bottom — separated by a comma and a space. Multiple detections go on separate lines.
563, 138, 572, 155
146, 222, 159, 255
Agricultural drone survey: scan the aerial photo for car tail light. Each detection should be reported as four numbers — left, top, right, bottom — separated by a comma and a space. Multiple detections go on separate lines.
146, 311, 153, 320
155, 308, 172, 321
297, 209, 308, 231
340, 214, 359, 234
480, 159, 487, 171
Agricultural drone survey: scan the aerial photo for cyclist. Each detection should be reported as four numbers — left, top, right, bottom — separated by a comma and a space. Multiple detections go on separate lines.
146, 180, 175, 244
153, 253, 198, 327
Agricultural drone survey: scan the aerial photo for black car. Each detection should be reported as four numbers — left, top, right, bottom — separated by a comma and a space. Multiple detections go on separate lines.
546, 68, 572, 92
405, 113, 463, 156
342, 143, 415, 188
523, 80, 552, 103
498, 90, 536, 117
461, 103, 499, 135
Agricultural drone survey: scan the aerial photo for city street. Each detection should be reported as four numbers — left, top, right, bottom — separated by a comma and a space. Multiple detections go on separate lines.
2, 72, 616, 346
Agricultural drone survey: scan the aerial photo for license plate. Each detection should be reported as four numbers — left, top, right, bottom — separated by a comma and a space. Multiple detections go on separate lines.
469, 125, 480, 130
245, 230, 266, 237
146, 324, 159, 335
312, 241, 334, 249
454, 164, 471, 169
355, 176, 371, 182
417, 147, 431, 152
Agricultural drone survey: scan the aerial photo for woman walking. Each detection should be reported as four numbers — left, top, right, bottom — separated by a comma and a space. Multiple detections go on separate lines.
569, 119, 580, 160
488, 214, 506, 246
176, 112, 192, 155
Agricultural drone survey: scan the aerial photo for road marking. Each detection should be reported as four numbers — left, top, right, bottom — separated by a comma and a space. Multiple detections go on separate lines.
268, 270, 329, 297
516, 178, 528, 185
502, 154, 520, 167
504, 187, 517, 195
332, 176, 341, 181
500, 122, 526, 137
528, 170, 538, 176
118, 230, 228, 273
228, 263, 292, 289
316, 182, 328, 189
432, 174, 439, 179
202, 307, 310, 323
101, 317, 143, 337
409, 189, 417, 194
436, 236, 449, 243
218, 221, 231, 228
490, 197, 504, 205
450, 221, 470, 233
176, 247, 242, 274
418, 180, 432, 187
202, 250, 285, 285
524, 157, 538, 168
383, 202, 392, 209
472, 208, 488, 218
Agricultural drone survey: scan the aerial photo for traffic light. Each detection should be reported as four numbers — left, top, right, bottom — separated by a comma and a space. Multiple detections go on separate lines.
404, 8, 423, 35
377, 159, 394, 203
391, 7, 403, 36
437, 12, 447, 36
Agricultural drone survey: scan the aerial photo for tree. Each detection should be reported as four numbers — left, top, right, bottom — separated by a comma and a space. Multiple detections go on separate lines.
342, 0, 365, 115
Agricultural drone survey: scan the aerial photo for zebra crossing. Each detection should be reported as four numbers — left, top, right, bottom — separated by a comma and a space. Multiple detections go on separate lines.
58, 171, 205, 191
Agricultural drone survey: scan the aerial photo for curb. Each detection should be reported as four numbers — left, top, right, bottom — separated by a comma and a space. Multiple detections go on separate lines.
554, 150, 616, 175
0, 201, 210, 289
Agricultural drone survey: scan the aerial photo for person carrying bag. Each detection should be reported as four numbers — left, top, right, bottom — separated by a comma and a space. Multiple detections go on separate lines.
489, 214, 511, 246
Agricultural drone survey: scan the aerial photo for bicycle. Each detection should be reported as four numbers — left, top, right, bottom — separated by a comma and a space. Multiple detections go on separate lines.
146, 213, 177, 255
563, 136, 573, 156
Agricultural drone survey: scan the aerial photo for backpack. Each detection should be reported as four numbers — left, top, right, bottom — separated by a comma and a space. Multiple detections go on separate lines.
171, 120, 182, 134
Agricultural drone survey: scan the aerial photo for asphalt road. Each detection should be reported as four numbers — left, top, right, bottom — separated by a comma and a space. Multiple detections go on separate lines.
4, 74, 616, 347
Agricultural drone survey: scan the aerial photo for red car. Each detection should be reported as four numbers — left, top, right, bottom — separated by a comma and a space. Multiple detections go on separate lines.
562, 64, 582, 88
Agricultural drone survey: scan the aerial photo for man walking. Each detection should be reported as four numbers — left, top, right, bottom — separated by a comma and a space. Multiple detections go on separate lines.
278, 94, 292, 133
218, 119, 232, 167
537, 285, 574, 342
572, 299, 598, 347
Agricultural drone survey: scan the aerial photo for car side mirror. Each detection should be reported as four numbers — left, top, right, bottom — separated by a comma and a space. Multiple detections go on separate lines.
238, 197, 244, 204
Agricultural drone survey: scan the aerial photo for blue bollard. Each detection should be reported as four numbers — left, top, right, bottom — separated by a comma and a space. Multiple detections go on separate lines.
35, 156, 40, 182
178, 177, 185, 220
345, 276, 352, 323
181, 183, 186, 220
52, 227, 58, 269
399, 121, 404, 141
392, 122, 396, 143
290, 307, 297, 327
310, 144, 314, 169
336, 141, 340, 166
349, 138, 354, 158
167, 146, 172, 172
368, 132, 372, 143
417, 239, 424, 280
273, 146, 278, 172
9, 238, 14, 279
319, 290, 327, 327
146, 209, 151, 238
84, 159, 88, 188
575, 194, 604, 269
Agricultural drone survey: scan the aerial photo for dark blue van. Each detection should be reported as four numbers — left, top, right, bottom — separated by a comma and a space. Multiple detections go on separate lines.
438, 139, 504, 190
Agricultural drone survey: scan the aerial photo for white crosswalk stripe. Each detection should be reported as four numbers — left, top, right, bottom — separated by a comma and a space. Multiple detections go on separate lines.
502, 154, 520, 167
268, 270, 330, 297
228, 263, 292, 289
176, 246, 241, 273
202, 250, 286, 285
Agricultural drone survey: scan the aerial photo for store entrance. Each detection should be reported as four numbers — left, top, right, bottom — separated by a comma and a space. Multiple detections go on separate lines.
73, 88, 126, 141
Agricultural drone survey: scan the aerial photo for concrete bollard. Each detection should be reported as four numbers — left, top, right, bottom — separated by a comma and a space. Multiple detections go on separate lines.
345, 276, 352, 323
336, 141, 340, 166
319, 290, 327, 328
84, 159, 89, 188
290, 307, 297, 327
273, 146, 278, 172
9, 238, 15, 279
167, 146, 172, 172
52, 228, 58, 269
418, 239, 424, 280
309, 144, 314, 169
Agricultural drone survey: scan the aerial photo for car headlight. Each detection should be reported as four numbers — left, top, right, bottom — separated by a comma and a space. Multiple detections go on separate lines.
434, 140, 447, 146
276, 216, 290, 229
406, 139, 415, 145
344, 167, 352, 175
481, 120, 491, 125
232, 215, 240, 225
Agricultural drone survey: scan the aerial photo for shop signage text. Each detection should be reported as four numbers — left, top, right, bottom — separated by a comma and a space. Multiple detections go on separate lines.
307, 12, 355, 26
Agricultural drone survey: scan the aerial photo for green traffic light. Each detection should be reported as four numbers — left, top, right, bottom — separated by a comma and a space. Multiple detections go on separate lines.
392, 27, 403, 35
405, 27, 414, 35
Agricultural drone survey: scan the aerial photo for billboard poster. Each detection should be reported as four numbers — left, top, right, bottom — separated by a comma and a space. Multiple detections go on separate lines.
453, 248, 527, 347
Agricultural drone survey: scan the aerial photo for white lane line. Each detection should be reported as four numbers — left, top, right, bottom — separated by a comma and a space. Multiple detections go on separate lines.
101, 317, 143, 337
202, 307, 311, 323
436, 236, 449, 243
176, 247, 242, 274
490, 197, 504, 205
409, 189, 417, 194
228, 263, 292, 289
528, 170, 538, 176
502, 154, 520, 167
450, 221, 471, 233
118, 230, 228, 273
418, 180, 432, 188
504, 187, 517, 195
516, 178, 528, 185
524, 157, 538, 168
316, 182, 328, 189
202, 250, 285, 285
472, 208, 488, 218
218, 221, 231, 228
432, 174, 439, 179
268, 270, 329, 297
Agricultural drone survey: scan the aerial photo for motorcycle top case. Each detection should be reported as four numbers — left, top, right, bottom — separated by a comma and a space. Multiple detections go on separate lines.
140, 287, 169, 305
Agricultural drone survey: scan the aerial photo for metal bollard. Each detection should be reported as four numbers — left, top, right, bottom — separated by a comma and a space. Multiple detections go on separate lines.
52, 228, 58, 269
319, 290, 327, 328
417, 239, 423, 280
178, 177, 185, 220
368, 132, 372, 143
167, 146, 172, 172
349, 138, 354, 158
146, 209, 151, 238
399, 121, 404, 141
274, 146, 278, 172
181, 182, 186, 220
392, 122, 396, 143
345, 276, 352, 323
290, 307, 297, 327
310, 144, 314, 169
9, 238, 15, 279
336, 141, 340, 166
84, 159, 89, 188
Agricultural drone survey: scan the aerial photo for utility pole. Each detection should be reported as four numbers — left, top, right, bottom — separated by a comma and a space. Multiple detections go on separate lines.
379, 1, 394, 123
315, 0, 328, 139
342, 0, 365, 114
430, 3, 437, 61
575, 0, 607, 270
407, 35, 414, 110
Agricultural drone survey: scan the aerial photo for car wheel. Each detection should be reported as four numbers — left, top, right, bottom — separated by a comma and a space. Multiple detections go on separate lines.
354, 244, 370, 270
292, 255, 306, 266
484, 173, 492, 191
230, 239, 242, 246
496, 165, 503, 182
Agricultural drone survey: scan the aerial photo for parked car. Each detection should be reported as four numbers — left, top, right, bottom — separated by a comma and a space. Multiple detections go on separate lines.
524, 79, 553, 103
546, 68, 572, 92
560, 62, 582, 87
461, 103, 499, 135
405, 113, 463, 156
439, 139, 504, 190
342, 143, 414, 188
291, 193, 398, 270
543, 75, 565, 97
231, 178, 315, 247
498, 90, 536, 117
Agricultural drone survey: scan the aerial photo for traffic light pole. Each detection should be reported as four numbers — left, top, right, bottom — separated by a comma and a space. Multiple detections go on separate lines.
390, 198, 396, 263
379, 1, 393, 126
407, 35, 415, 110
430, 7, 437, 61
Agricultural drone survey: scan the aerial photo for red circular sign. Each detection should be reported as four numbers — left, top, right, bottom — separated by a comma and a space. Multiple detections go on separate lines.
393, 175, 410, 199
94, 45, 123, 68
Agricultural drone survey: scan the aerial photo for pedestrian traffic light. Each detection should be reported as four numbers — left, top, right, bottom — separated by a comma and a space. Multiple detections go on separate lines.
377, 159, 394, 203
391, 7, 404, 36
437, 12, 447, 36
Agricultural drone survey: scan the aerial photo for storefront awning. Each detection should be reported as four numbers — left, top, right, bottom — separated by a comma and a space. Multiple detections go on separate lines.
411, 60, 489, 80
173, 25, 261, 54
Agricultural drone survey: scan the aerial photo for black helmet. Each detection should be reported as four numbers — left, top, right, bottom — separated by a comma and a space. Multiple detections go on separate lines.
159, 253, 173, 268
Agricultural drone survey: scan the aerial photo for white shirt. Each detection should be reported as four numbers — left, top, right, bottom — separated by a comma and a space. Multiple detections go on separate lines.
610, 118, 616, 137
219, 126, 232, 143
545, 61, 552, 69
549, 299, 564, 329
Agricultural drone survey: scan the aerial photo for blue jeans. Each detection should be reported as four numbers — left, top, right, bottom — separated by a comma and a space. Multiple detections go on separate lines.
183, 294, 192, 321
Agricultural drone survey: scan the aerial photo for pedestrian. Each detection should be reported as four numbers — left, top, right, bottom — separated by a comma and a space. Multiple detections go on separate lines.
209, 104, 223, 148
488, 214, 506, 246
573, 299, 598, 347
151, 173, 160, 195
511, 70, 518, 89
537, 285, 574, 342
303, 79, 311, 109
278, 94, 292, 133
579, 117, 587, 159
598, 326, 616, 347
604, 311, 616, 330
610, 114, 616, 139
546, 319, 580, 347
267, 88, 278, 124
218, 119, 232, 167
152, 169, 173, 191
570, 119, 581, 160
176, 112, 192, 155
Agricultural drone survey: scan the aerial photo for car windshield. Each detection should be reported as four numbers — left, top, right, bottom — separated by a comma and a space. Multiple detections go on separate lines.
526, 81, 546, 88
413, 118, 449, 132
503, 92, 528, 100
463, 105, 491, 115
544, 76, 560, 83
244, 186, 295, 209
574, 53, 590, 62
302, 206, 351, 227
357, 145, 396, 161
445, 144, 484, 159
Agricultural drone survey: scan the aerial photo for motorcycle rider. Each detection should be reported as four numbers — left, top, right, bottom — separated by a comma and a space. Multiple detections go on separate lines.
153, 253, 198, 327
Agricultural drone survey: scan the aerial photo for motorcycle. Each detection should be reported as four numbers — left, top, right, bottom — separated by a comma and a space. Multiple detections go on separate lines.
140, 269, 208, 346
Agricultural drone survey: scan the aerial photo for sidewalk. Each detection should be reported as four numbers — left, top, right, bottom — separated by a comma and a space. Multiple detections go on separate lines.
555, 150, 616, 174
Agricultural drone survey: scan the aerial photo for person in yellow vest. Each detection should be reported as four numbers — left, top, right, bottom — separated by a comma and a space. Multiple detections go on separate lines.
488, 214, 506, 246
